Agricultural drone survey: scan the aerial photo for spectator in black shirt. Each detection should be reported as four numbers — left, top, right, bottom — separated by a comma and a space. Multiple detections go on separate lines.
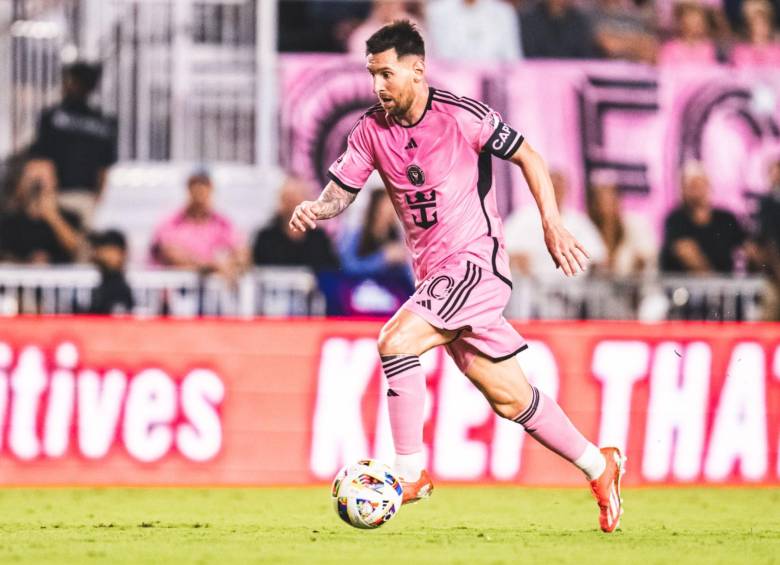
253, 176, 340, 270
520, 0, 599, 58
660, 161, 747, 274
26, 62, 117, 226
755, 157, 780, 318
0, 172, 83, 264
88, 229, 134, 315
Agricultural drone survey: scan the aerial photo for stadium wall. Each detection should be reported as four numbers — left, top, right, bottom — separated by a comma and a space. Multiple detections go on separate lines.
0, 317, 777, 486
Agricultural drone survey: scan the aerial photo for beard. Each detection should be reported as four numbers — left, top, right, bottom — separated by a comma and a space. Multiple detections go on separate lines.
383, 94, 412, 118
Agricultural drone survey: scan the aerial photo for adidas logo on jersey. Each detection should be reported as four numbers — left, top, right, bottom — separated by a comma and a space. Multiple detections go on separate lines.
404, 138, 418, 150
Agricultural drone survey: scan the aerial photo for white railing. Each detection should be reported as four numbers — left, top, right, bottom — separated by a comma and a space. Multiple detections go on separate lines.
0, 265, 326, 317
0, 265, 767, 321
506, 274, 769, 322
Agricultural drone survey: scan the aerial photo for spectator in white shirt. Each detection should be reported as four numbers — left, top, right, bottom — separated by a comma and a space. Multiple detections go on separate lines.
586, 171, 657, 278
504, 170, 606, 278
427, 0, 523, 61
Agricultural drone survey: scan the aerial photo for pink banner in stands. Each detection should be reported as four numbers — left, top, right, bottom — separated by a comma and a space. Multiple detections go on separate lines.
279, 56, 780, 230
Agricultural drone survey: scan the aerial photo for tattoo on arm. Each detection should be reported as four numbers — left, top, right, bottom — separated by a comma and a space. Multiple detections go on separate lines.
314, 181, 357, 219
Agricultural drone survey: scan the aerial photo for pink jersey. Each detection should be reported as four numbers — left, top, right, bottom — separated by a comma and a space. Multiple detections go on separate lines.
328, 87, 524, 284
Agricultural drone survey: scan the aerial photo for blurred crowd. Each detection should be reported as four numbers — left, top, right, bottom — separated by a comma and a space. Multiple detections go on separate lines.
280, 0, 780, 66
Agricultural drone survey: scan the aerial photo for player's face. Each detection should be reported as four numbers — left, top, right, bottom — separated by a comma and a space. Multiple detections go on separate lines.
366, 49, 421, 118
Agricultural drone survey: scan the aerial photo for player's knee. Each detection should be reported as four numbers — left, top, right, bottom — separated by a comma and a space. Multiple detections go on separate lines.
377, 323, 414, 355
493, 399, 526, 421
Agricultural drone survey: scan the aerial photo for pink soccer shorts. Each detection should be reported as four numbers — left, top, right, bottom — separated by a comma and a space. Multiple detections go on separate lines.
401, 254, 527, 373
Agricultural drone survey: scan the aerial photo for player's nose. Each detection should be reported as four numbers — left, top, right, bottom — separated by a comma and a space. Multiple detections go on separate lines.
373, 76, 384, 95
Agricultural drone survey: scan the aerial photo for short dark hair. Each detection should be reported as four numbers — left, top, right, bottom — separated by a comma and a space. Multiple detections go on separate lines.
63, 62, 102, 93
89, 229, 127, 251
365, 20, 425, 58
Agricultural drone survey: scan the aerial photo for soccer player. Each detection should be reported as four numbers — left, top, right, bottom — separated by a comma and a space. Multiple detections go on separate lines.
289, 21, 625, 533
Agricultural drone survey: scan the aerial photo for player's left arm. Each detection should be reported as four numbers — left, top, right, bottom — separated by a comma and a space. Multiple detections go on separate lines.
508, 142, 590, 276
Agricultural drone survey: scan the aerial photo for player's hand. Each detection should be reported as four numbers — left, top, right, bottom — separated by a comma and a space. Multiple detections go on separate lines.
289, 200, 321, 232
543, 221, 590, 276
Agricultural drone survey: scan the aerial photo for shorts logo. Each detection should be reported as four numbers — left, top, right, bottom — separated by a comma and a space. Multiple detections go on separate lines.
406, 164, 425, 187
427, 275, 454, 300
405, 190, 437, 229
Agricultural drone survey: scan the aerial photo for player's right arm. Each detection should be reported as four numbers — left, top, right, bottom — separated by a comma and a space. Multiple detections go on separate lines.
288, 181, 357, 232
290, 111, 375, 232
510, 141, 590, 277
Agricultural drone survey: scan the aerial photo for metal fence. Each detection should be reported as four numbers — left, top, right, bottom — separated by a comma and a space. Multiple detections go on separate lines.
0, 266, 326, 317
505, 274, 769, 322
0, 265, 768, 321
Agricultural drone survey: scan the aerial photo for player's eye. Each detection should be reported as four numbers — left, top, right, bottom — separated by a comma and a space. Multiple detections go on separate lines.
382, 72, 391, 79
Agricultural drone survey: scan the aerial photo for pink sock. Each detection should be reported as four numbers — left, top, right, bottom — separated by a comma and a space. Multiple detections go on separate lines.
381, 354, 426, 455
514, 386, 590, 464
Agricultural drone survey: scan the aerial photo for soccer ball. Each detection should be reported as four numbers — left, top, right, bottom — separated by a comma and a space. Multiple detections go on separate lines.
331, 459, 403, 529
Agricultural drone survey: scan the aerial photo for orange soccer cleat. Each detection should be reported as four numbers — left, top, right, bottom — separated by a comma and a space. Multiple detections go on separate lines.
400, 469, 434, 505
589, 447, 626, 533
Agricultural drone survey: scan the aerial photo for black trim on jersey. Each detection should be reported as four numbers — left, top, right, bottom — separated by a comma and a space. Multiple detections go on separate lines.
434, 89, 489, 118
437, 89, 490, 113
327, 171, 361, 194
493, 344, 529, 363
365, 103, 382, 115
477, 153, 513, 290
397, 87, 434, 129
431, 94, 487, 120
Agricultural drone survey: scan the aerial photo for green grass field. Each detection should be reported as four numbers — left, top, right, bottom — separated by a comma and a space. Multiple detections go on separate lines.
0, 486, 777, 564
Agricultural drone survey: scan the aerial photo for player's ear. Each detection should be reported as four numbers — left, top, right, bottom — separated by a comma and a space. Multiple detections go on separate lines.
412, 57, 425, 82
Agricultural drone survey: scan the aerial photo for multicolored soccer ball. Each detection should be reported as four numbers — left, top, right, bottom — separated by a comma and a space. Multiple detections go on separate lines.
331, 459, 403, 529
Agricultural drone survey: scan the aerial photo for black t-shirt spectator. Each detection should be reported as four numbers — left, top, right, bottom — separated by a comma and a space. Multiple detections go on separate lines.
660, 207, 746, 273
29, 101, 117, 192
521, 4, 598, 59
757, 193, 780, 248
253, 215, 340, 270
0, 208, 81, 264
90, 270, 135, 315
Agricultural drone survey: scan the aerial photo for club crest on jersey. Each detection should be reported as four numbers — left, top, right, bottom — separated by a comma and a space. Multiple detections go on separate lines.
406, 164, 425, 187
405, 190, 437, 229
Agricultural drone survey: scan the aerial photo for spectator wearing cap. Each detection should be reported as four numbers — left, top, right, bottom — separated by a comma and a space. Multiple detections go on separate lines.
150, 170, 249, 281
660, 161, 748, 274
88, 229, 134, 315
586, 171, 657, 277
730, 0, 780, 67
25, 62, 117, 227
253, 176, 340, 270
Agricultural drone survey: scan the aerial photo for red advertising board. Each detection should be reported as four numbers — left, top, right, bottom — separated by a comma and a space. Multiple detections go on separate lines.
0, 317, 777, 486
